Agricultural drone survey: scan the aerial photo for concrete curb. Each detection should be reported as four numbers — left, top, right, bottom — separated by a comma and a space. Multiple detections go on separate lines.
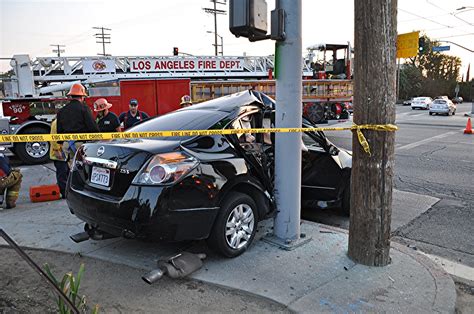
391, 242, 457, 313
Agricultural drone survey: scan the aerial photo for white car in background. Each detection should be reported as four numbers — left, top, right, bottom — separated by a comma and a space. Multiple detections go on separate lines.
411, 97, 433, 110
429, 99, 456, 116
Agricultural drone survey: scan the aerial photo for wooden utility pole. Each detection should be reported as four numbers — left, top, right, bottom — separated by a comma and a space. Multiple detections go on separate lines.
348, 0, 397, 266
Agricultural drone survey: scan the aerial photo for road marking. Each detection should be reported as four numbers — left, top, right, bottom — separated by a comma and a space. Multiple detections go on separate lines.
397, 112, 412, 116
397, 131, 457, 151
420, 252, 474, 282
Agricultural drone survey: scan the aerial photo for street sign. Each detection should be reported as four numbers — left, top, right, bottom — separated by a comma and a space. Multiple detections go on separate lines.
397, 31, 419, 58
432, 46, 450, 52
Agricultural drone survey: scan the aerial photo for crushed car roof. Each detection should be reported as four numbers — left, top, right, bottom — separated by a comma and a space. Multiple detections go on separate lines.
183, 90, 266, 113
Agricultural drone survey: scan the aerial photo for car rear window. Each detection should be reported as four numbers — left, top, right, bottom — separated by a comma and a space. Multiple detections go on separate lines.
433, 100, 447, 104
128, 109, 229, 140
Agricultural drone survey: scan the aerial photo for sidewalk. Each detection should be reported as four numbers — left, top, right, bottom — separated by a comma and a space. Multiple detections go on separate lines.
0, 198, 456, 313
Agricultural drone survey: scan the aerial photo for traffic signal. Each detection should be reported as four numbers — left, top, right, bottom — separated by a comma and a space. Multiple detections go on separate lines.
173, 47, 179, 56
418, 37, 425, 53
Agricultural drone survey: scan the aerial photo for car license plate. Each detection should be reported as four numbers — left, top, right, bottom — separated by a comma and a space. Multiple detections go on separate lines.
90, 167, 110, 187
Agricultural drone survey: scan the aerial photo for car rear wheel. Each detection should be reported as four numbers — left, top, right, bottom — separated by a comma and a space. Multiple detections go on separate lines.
429, 112, 433, 115
207, 192, 258, 258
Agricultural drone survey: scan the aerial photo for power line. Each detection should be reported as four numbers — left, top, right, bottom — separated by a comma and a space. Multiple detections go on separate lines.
93, 26, 112, 56
435, 33, 474, 39
203, 0, 227, 56
399, 8, 455, 29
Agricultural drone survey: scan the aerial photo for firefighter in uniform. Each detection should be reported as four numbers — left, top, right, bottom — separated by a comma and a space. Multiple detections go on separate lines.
94, 98, 120, 132
57, 83, 99, 166
49, 119, 68, 198
119, 99, 150, 130
0, 151, 22, 209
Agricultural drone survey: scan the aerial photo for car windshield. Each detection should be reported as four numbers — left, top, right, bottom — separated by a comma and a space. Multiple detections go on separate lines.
128, 109, 229, 140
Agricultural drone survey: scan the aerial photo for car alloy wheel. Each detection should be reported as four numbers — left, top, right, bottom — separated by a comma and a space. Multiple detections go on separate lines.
207, 192, 258, 258
225, 203, 255, 250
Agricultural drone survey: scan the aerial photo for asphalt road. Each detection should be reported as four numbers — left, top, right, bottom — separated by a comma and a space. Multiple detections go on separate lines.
305, 102, 474, 270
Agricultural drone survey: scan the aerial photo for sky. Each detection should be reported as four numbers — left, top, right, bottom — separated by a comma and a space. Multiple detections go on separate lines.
0, 0, 473, 77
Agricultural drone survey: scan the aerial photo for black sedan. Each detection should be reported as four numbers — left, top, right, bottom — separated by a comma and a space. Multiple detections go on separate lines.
66, 90, 352, 257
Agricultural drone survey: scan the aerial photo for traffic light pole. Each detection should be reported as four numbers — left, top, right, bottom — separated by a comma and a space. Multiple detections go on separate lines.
265, 0, 308, 249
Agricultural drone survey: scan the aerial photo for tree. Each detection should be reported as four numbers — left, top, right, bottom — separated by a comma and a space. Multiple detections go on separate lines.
348, 0, 397, 266
399, 64, 423, 99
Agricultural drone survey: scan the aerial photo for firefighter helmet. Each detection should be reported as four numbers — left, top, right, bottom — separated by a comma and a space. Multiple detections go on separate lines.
180, 95, 192, 107
93, 98, 112, 112
67, 83, 87, 96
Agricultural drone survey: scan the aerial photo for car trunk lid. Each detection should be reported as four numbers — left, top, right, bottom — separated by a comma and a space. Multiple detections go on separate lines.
72, 139, 180, 198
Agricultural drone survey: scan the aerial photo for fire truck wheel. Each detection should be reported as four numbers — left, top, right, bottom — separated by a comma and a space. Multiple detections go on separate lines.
14, 127, 50, 165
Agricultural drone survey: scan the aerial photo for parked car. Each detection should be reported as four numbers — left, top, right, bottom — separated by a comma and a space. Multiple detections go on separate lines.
411, 97, 433, 110
429, 99, 456, 116
66, 90, 352, 257
403, 97, 414, 106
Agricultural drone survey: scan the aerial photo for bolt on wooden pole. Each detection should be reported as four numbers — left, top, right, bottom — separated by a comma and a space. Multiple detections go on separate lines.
348, 0, 397, 266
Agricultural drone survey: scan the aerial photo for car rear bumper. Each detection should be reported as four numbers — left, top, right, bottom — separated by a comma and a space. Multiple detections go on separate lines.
429, 108, 450, 114
66, 184, 219, 241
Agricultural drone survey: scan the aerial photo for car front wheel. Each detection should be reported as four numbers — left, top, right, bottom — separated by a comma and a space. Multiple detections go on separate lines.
208, 192, 258, 258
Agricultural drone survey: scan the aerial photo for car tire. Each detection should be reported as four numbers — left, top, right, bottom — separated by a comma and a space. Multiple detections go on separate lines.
14, 127, 50, 164
429, 112, 433, 115
207, 192, 258, 258
341, 186, 351, 216
452, 110, 455, 115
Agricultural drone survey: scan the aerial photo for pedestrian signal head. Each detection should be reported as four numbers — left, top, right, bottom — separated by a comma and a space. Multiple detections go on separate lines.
67, 83, 87, 97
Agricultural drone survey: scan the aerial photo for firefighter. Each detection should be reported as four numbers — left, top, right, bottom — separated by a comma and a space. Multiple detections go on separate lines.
119, 99, 150, 130
180, 95, 193, 108
57, 83, 99, 165
94, 98, 120, 132
57, 83, 99, 134
49, 119, 68, 198
0, 151, 22, 209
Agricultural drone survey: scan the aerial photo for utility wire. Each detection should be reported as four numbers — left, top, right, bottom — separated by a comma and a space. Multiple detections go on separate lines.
399, 8, 455, 28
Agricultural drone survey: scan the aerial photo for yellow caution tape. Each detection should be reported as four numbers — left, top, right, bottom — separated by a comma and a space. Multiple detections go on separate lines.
0, 124, 397, 155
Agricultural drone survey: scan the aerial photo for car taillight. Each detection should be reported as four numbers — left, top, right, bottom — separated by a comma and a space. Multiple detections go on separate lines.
132, 152, 198, 185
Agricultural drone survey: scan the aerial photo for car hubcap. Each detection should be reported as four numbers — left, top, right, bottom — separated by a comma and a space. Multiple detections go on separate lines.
225, 204, 254, 250
25, 142, 49, 158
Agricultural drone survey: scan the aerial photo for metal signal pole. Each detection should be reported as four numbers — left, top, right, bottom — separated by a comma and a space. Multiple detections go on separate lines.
272, 0, 304, 246
203, 0, 227, 56
93, 26, 112, 56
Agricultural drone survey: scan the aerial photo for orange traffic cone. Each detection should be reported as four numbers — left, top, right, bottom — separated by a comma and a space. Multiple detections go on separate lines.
464, 118, 473, 134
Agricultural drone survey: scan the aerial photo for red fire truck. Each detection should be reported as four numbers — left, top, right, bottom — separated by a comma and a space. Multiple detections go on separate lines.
1, 48, 352, 164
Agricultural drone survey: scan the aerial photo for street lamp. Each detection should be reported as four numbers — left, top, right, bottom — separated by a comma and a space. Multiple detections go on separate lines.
207, 31, 224, 56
